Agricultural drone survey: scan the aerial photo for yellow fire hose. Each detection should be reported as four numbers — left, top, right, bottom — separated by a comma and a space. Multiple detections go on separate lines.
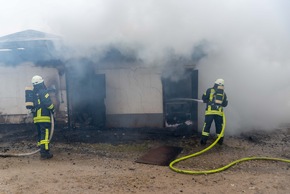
169, 113, 290, 175
0, 113, 54, 157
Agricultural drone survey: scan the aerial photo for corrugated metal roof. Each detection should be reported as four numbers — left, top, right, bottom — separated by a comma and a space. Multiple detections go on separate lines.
0, 29, 60, 43
0, 30, 62, 66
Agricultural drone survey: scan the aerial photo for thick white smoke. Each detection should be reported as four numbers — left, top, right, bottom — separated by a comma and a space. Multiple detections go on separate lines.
1, 0, 290, 134
194, 1, 290, 134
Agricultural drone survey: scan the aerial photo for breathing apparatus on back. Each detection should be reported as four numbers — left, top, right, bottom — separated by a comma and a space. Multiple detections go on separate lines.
25, 75, 44, 111
25, 87, 34, 110
212, 78, 225, 108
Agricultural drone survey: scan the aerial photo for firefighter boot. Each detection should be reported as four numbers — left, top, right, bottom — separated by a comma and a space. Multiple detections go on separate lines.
40, 151, 53, 160
218, 137, 224, 145
200, 136, 208, 145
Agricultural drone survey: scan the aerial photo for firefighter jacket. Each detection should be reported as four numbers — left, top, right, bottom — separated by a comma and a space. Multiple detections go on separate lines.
202, 84, 228, 116
33, 85, 54, 123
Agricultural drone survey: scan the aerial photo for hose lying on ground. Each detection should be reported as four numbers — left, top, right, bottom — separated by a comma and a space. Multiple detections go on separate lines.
0, 113, 54, 157
169, 98, 290, 175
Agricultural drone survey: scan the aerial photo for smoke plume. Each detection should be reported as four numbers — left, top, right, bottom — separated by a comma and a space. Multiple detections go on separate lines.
1, 0, 290, 134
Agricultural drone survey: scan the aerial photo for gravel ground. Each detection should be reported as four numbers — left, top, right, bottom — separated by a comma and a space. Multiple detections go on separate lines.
0, 124, 290, 194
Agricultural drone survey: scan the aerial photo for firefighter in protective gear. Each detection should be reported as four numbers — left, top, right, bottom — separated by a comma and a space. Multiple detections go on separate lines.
200, 78, 228, 145
31, 75, 54, 159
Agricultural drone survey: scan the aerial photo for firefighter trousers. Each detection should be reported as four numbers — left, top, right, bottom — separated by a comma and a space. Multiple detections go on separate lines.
35, 122, 51, 154
201, 114, 224, 144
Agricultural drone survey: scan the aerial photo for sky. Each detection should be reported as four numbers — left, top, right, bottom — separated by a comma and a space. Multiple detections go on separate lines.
1, 0, 290, 134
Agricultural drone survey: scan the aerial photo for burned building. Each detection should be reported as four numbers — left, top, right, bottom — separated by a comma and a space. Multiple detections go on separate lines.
0, 30, 199, 131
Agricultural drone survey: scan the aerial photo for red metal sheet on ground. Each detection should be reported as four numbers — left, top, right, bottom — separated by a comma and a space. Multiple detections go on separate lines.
135, 146, 183, 166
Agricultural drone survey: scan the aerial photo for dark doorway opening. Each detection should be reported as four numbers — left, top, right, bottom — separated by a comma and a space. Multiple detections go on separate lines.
162, 70, 198, 131
66, 62, 106, 129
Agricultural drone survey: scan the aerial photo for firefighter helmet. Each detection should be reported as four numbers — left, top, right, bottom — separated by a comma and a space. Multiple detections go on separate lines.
215, 78, 224, 86
31, 75, 44, 85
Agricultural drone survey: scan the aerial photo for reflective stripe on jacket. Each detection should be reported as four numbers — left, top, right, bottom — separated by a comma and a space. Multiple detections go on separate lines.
202, 87, 228, 116
33, 89, 54, 123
